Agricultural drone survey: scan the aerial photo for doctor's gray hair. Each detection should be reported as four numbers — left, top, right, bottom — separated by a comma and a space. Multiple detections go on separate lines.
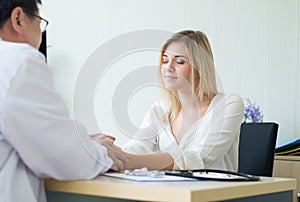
0, 0, 42, 29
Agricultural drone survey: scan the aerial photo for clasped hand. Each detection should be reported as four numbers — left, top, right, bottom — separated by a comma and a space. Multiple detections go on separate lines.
90, 134, 127, 171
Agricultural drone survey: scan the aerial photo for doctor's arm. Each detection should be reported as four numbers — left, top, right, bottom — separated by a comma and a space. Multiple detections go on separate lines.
1, 55, 126, 179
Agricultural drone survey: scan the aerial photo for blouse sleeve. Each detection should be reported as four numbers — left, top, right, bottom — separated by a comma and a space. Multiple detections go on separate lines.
174, 94, 244, 170
122, 102, 164, 154
1, 54, 112, 179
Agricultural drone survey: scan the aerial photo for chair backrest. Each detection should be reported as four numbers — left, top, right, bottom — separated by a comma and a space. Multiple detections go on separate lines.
238, 122, 279, 177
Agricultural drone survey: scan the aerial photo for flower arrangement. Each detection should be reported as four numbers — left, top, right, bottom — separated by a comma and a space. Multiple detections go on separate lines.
243, 98, 263, 123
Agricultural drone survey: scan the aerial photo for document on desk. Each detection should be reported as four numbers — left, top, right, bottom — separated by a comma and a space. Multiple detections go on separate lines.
102, 173, 197, 182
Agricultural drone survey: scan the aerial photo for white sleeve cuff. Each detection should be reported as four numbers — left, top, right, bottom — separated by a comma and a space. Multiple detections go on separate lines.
92, 141, 113, 173
184, 152, 205, 170
167, 146, 185, 170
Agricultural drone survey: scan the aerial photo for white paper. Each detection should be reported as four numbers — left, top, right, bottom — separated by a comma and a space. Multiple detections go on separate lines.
102, 173, 197, 182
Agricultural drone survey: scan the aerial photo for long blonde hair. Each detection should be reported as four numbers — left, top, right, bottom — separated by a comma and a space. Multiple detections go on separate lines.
158, 30, 218, 122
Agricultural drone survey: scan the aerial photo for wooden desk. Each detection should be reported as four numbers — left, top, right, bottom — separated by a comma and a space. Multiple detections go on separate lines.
45, 175, 296, 202
273, 156, 300, 202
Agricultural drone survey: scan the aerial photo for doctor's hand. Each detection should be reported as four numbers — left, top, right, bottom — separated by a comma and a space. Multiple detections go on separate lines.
95, 139, 127, 171
89, 133, 116, 142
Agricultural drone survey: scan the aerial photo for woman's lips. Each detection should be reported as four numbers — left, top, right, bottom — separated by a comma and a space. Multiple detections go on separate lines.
164, 75, 178, 80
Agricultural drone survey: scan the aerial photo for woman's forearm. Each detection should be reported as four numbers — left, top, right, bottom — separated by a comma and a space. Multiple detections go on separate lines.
125, 153, 174, 170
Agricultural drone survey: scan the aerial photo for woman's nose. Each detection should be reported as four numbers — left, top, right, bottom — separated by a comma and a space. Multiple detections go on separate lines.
166, 61, 175, 72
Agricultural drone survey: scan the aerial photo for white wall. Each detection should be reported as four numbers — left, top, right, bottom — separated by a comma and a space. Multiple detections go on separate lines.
41, 0, 300, 146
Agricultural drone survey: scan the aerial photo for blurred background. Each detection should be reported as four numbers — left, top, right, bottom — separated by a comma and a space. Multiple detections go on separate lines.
40, 0, 300, 146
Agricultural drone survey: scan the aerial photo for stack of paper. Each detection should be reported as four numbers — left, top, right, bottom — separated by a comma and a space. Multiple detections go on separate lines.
275, 138, 300, 156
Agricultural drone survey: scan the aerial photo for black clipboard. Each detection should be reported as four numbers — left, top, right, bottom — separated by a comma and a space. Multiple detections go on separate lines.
165, 169, 260, 181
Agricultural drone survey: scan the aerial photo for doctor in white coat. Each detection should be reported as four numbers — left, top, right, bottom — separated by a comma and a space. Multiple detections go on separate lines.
0, 0, 127, 201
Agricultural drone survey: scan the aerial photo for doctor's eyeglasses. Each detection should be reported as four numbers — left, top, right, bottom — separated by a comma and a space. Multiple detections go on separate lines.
30, 13, 49, 32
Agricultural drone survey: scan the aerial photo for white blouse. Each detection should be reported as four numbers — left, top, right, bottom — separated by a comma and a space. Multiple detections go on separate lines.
123, 94, 244, 171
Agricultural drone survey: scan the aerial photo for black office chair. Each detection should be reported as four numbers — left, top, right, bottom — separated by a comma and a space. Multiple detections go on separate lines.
238, 122, 279, 177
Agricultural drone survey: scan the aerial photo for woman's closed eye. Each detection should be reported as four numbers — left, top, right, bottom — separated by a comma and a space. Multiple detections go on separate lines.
162, 56, 186, 65
176, 59, 185, 65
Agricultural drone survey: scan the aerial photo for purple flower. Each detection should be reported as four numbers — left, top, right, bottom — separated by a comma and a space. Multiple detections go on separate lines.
243, 98, 263, 123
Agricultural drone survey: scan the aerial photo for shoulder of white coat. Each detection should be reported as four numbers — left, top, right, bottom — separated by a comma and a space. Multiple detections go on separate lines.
1, 41, 45, 66
0, 42, 49, 91
0, 42, 46, 130
16, 43, 45, 62
0, 41, 46, 92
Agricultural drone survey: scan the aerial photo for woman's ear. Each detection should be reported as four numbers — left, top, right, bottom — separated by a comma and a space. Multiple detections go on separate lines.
9, 7, 25, 36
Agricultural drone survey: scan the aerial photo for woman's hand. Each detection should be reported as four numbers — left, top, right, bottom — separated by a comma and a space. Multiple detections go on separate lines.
94, 138, 127, 171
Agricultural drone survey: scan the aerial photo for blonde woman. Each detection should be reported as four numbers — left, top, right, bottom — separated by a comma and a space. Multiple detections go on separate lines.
101, 30, 244, 171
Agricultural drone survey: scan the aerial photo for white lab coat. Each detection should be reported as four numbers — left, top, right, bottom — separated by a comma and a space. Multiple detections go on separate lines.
0, 38, 113, 202
123, 94, 244, 171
